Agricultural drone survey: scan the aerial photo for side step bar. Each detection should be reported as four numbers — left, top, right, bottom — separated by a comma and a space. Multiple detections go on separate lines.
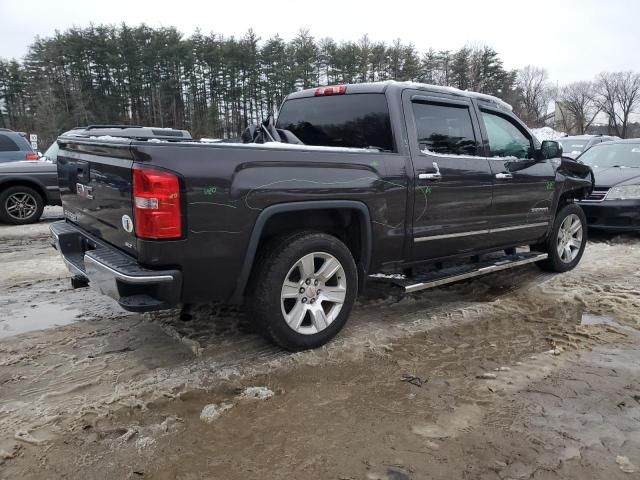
370, 252, 548, 293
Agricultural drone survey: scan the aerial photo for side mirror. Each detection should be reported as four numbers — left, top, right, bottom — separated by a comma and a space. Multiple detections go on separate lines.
541, 140, 562, 160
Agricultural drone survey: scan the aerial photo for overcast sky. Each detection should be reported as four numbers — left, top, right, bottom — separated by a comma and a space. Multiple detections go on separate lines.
1, 0, 638, 85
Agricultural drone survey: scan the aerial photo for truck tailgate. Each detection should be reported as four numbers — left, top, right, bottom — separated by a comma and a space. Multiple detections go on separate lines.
56, 138, 138, 257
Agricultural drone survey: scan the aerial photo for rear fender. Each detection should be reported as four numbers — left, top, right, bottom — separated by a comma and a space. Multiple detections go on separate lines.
231, 200, 372, 303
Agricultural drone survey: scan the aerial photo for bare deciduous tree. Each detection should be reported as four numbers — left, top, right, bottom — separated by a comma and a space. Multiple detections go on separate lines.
557, 81, 600, 134
516, 66, 553, 127
594, 71, 640, 138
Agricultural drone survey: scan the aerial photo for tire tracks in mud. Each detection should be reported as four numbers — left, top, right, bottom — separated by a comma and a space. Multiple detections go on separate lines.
1, 226, 639, 456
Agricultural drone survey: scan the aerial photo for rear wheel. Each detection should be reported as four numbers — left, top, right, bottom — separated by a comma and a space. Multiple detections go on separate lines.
0, 186, 44, 225
248, 232, 358, 351
534, 203, 587, 272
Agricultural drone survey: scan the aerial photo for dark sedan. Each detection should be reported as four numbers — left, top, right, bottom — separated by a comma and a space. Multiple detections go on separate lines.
577, 140, 640, 231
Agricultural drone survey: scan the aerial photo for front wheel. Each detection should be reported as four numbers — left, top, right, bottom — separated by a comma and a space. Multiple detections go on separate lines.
248, 232, 358, 351
534, 203, 587, 272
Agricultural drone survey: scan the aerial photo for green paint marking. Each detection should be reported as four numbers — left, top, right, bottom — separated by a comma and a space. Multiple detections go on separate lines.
371, 160, 380, 168
545, 181, 555, 191
417, 186, 432, 195
204, 186, 217, 195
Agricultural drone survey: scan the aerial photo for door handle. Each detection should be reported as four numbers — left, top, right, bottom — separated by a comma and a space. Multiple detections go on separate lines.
419, 161, 442, 180
419, 172, 442, 180
495, 172, 513, 179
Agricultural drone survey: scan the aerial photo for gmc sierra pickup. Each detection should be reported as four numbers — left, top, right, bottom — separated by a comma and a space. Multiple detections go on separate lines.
49, 81, 594, 350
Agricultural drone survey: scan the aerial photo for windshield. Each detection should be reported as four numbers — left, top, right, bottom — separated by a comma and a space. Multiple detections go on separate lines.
578, 143, 640, 168
276, 93, 394, 151
43, 142, 59, 162
558, 139, 588, 156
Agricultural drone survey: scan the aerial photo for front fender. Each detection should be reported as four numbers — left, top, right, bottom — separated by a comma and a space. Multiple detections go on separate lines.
556, 157, 594, 199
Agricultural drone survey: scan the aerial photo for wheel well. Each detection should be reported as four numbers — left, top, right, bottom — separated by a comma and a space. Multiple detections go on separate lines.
257, 208, 364, 268
231, 202, 372, 303
0, 180, 46, 202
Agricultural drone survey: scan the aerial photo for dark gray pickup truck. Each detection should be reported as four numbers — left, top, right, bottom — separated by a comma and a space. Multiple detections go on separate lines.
49, 81, 594, 350
0, 129, 60, 224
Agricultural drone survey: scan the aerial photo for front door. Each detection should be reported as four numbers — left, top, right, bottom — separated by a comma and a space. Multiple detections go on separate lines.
477, 107, 555, 245
403, 91, 494, 261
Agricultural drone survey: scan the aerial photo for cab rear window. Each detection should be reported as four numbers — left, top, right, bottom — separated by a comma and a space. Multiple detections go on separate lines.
276, 93, 394, 152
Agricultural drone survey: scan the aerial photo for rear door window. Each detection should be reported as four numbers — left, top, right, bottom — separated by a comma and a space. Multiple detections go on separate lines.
276, 93, 394, 151
411, 102, 479, 156
0, 134, 20, 152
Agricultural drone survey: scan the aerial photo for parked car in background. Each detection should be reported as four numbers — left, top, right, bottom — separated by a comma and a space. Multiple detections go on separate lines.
577, 140, 640, 231
559, 134, 618, 159
0, 128, 39, 162
0, 129, 60, 224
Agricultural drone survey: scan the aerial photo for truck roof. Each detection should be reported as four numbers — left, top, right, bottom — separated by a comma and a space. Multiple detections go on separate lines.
287, 80, 513, 112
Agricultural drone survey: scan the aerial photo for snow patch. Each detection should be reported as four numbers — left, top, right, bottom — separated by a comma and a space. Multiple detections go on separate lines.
370, 273, 406, 280
204, 141, 382, 153
88, 135, 132, 143
395, 81, 513, 111
239, 386, 274, 400
200, 402, 234, 424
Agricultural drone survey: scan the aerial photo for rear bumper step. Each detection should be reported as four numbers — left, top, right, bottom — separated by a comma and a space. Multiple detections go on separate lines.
371, 252, 548, 293
49, 221, 181, 312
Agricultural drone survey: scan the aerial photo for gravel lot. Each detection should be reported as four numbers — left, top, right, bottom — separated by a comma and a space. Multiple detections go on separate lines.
1, 209, 639, 479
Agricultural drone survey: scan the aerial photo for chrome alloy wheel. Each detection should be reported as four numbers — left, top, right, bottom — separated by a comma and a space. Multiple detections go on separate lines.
557, 213, 583, 263
5, 192, 37, 221
280, 251, 347, 335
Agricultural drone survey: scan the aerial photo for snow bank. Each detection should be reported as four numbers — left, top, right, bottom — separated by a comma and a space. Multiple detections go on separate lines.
531, 127, 565, 142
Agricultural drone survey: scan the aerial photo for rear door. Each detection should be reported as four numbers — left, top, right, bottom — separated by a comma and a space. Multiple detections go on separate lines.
476, 107, 555, 245
56, 138, 138, 256
403, 90, 494, 261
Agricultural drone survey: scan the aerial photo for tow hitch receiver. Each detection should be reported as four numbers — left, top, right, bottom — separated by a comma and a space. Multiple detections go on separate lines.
71, 275, 89, 289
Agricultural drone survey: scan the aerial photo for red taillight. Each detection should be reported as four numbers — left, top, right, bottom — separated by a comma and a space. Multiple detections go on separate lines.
132, 165, 182, 239
25, 153, 38, 160
314, 85, 346, 96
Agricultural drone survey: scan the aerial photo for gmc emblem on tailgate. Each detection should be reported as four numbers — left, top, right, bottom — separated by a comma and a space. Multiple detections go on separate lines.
76, 183, 94, 199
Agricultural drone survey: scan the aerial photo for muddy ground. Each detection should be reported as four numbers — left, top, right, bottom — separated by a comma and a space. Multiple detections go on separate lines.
1, 208, 639, 479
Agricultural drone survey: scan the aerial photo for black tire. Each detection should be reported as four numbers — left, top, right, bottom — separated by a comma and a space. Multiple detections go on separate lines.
533, 203, 587, 272
248, 231, 358, 351
0, 185, 44, 225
